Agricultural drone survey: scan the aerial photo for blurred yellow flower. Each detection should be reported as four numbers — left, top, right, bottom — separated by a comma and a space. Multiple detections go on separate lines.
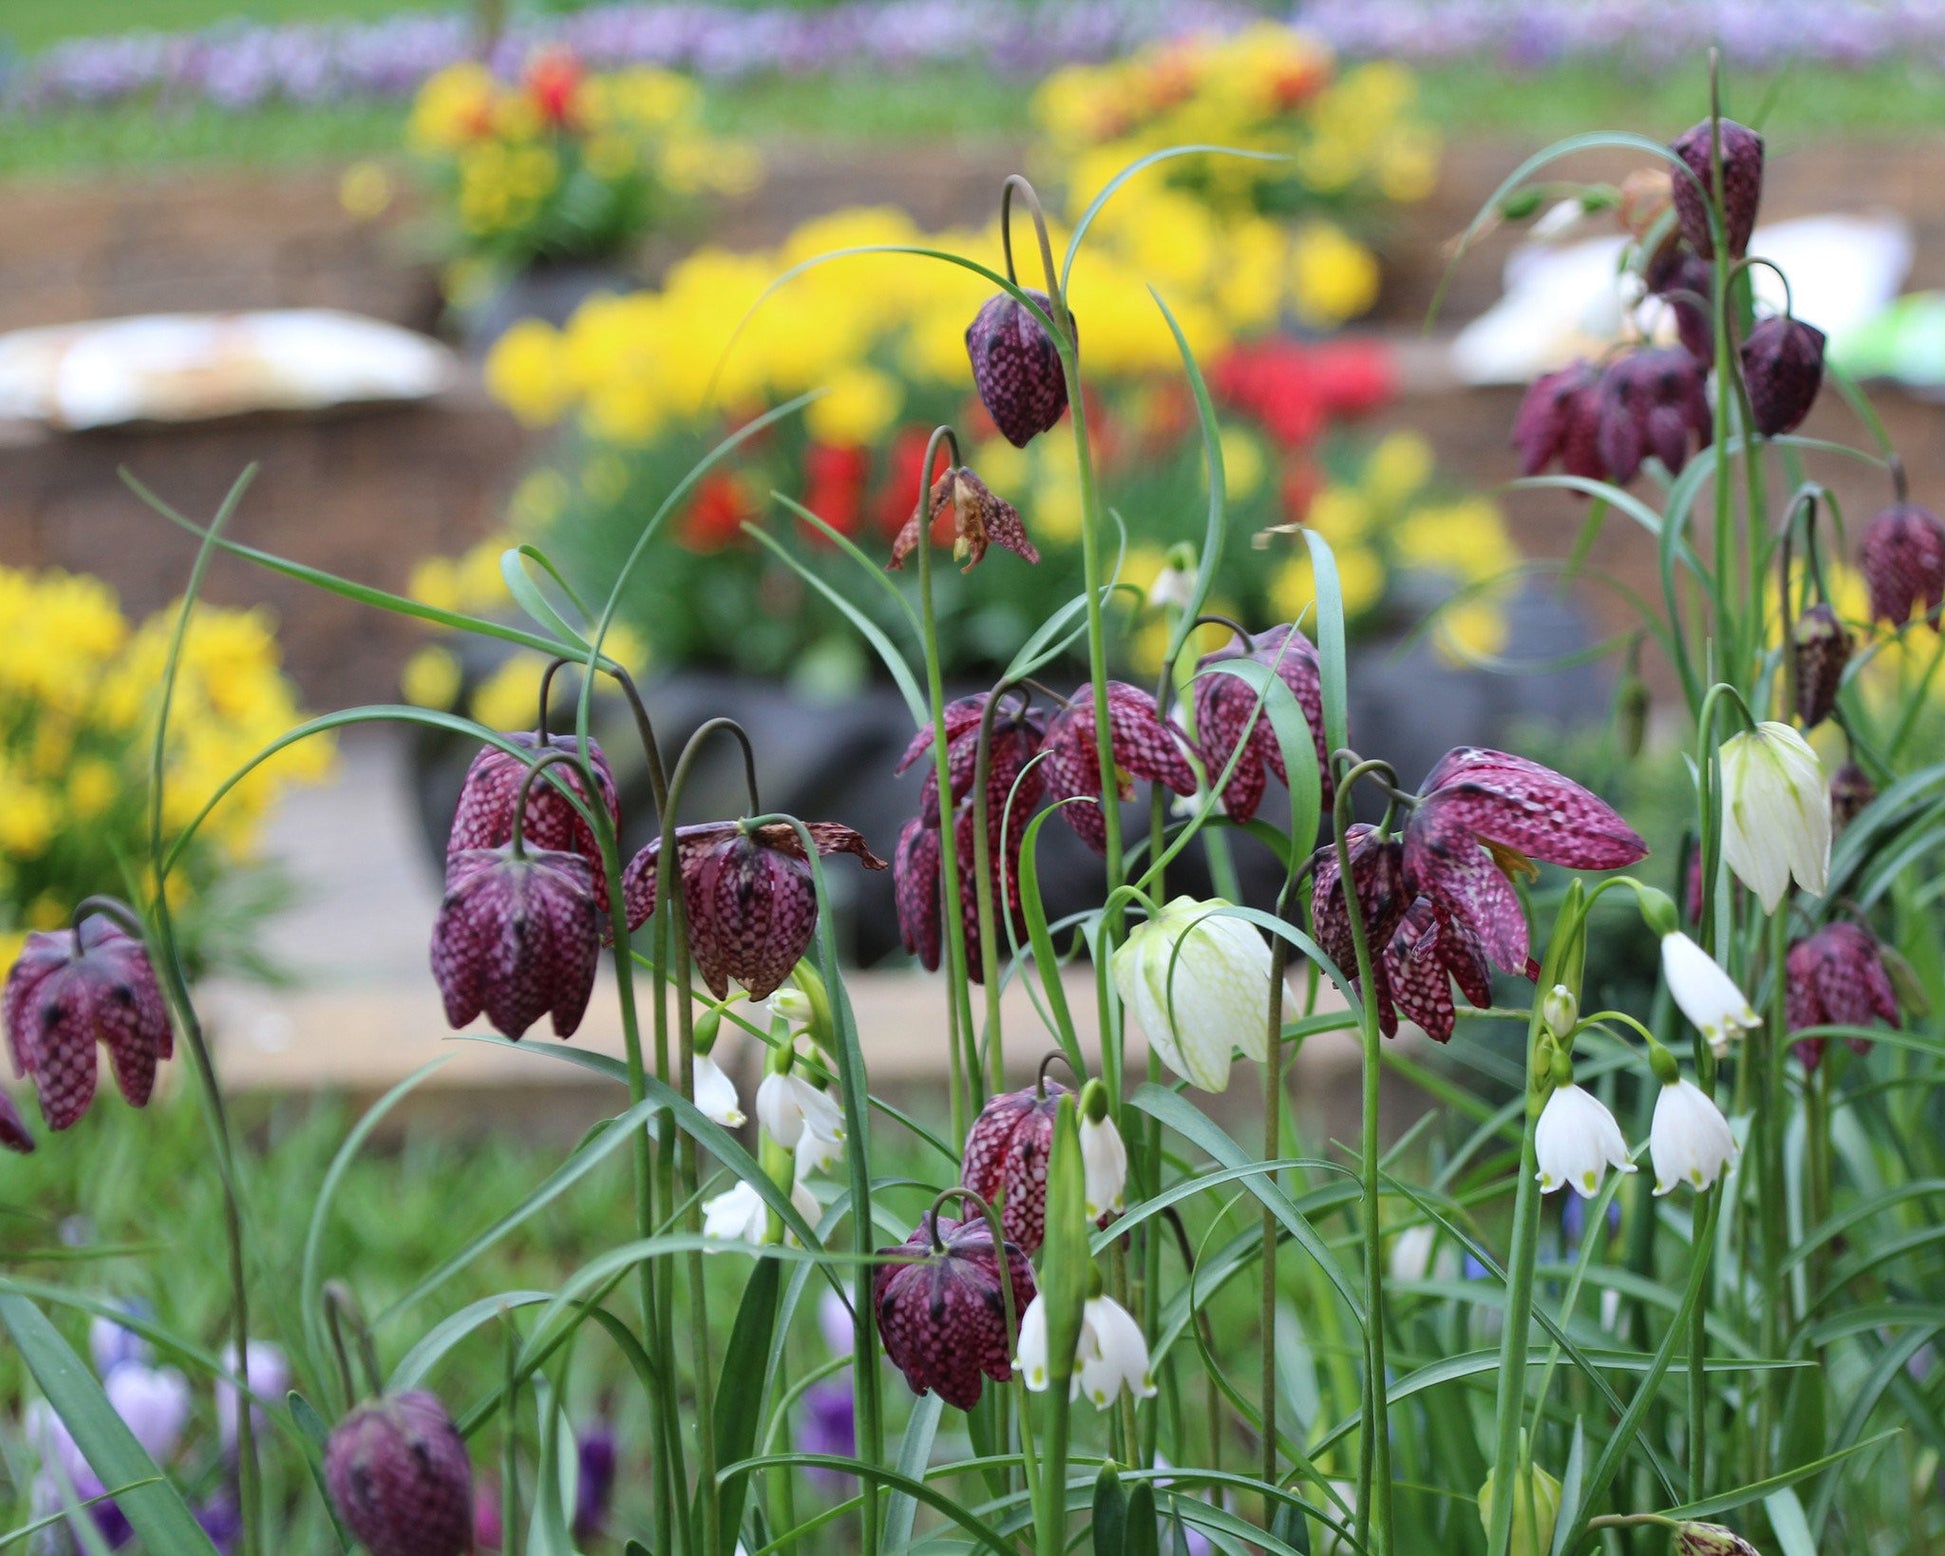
339, 160, 395, 220
486, 320, 574, 428
1364, 431, 1433, 508
403, 645, 464, 710
805, 367, 903, 447
1289, 223, 1381, 329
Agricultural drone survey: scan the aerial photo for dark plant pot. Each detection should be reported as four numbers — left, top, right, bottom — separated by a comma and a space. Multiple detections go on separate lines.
455, 258, 639, 353
409, 584, 1606, 968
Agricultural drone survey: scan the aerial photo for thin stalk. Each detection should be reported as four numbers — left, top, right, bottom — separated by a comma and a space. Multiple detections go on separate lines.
971, 686, 1014, 1095
1754, 902, 1791, 1479
912, 426, 981, 1140
1261, 937, 1289, 1521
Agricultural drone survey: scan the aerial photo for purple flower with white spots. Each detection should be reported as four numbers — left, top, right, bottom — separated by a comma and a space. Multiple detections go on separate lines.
622, 820, 886, 1001
1402, 748, 1648, 976
448, 733, 622, 926
1193, 624, 1332, 823
1786, 921, 1900, 1070
875, 1212, 1036, 1411
959, 1081, 1068, 1254
431, 845, 602, 1040
4, 915, 174, 1131
1040, 682, 1198, 853
325, 1391, 474, 1556
965, 289, 1070, 448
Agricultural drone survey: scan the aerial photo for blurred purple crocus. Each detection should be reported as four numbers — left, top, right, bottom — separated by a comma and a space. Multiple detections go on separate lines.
799, 1381, 857, 1493
573, 1423, 618, 1537
217, 1341, 290, 1455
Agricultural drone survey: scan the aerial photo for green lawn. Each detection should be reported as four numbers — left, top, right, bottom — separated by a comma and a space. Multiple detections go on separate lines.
2, 0, 423, 53
0, 43, 1939, 182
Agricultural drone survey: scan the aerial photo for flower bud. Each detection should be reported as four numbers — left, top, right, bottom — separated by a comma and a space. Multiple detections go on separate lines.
1829, 759, 1875, 834
1477, 1459, 1562, 1556
1860, 501, 1945, 627
3, 913, 175, 1131
1791, 603, 1850, 728
325, 1392, 474, 1556
1670, 117, 1764, 259
1112, 897, 1273, 1093
965, 289, 1070, 447
1541, 984, 1578, 1041
1740, 314, 1825, 437
1675, 1523, 1762, 1556
431, 845, 601, 1040
1718, 721, 1829, 912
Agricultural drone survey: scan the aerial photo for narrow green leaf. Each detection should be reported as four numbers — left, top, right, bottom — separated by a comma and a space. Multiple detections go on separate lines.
713, 1259, 783, 1555
885, 1394, 944, 1554
0, 1295, 220, 1556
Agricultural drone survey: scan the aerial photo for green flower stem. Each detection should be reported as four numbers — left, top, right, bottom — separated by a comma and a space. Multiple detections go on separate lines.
1329, 759, 1397, 1555
913, 425, 981, 1139
971, 685, 1014, 1096
1754, 900, 1791, 1480
1486, 880, 1585, 1556
1261, 934, 1289, 1521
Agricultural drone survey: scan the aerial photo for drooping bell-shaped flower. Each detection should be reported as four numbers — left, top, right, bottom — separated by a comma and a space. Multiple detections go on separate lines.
892, 808, 1025, 984
966, 288, 1070, 447
1670, 117, 1764, 259
3, 914, 175, 1130
888, 465, 1039, 572
1786, 920, 1900, 1069
1078, 1082, 1127, 1222
1718, 721, 1829, 912
1644, 245, 1713, 363
1675, 1523, 1763, 1556
1741, 314, 1825, 437
0, 1088, 35, 1153
874, 1213, 1037, 1410
1015, 1289, 1158, 1408
1378, 896, 1499, 1043
1192, 624, 1333, 823
756, 1068, 844, 1153
324, 1392, 474, 1556
1112, 897, 1273, 1092
1595, 347, 1712, 484
1660, 932, 1760, 1057
622, 821, 886, 1000
1511, 360, 1606, 482
448, 732, 621, 917
1401, 748, 1647, 976
1649, 1075, 1738, 1194
959, 1080, 1066, 1254
692, 1051, 745, 1127
1860, 501, 1945, 627
1791, 603, 1850, 728
897, 691, 1049, 849
1311, 824, 1411, 1017
432, 845, 600, 1039
1534, 1083, 1635, 1198
1042, 682, 1198, 853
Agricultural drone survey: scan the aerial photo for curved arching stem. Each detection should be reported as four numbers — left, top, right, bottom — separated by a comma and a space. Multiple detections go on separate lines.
509, 748, 591, 860
999, 175, 1072, 343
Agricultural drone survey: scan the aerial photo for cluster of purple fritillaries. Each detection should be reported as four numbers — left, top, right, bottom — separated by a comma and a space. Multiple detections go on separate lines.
0, 121, 1936, 1554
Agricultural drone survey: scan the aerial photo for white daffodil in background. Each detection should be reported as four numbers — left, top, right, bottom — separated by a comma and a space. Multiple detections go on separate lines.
1078, 1079, 1127, 1220
1534, 1083, 1636, 1198
1660, 932, 1762, 1057
1649, 1074, 1739, 1194
1718, 721, 1830, 911
1112, 896, 1272, 1092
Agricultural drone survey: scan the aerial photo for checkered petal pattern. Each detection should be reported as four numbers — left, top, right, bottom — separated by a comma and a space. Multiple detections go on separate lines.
874, 1215, 1037, 1411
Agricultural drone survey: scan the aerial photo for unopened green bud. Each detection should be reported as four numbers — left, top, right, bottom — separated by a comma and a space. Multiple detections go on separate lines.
1635, 886, 1679, 939
693, 1002, 723, 1057
1079, 1076, 1111, 1124
1616, 671, 1650, 759
1477, 1459, 1561, 1556
1501, 188, 1545, 221
1548, 1048, 1574, 1089
1091, 1463, 1127, 1555
1541, 984, 1578, 1041
1648, 1040, 1680, 1087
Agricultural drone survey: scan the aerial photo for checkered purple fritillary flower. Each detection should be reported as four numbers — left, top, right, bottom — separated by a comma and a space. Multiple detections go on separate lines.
1594, 347, 1712, 484
1193, 624, 1332, 824
0, 1088, 31, 1153
959, 1080, 1068, 1254
3, 914, 174, 1131
1671, 117, 1764, 260
965, 288, 1069, 448
324, 1392, 474, 1556
1041, 682, 1198, 853
1378, 896, 1501, 1043
622, 821, 886, 1000
1860, 501, 1945, 627
888, 465, 1040, 572
875, 1212, 1036, 1411
1511, 360, 1606, 483
1402, 748, 1648, 977
448, 732, 621, 923
1786, 920, 1900, 1070
1741, 314, 1825, 438
432, 844, 601, 1039
1310, 823, 1410, 1015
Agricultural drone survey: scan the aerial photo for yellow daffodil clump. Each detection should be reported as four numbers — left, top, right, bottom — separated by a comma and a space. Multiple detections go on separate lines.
403, 52, 759, 280
0, 567, 331, 971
